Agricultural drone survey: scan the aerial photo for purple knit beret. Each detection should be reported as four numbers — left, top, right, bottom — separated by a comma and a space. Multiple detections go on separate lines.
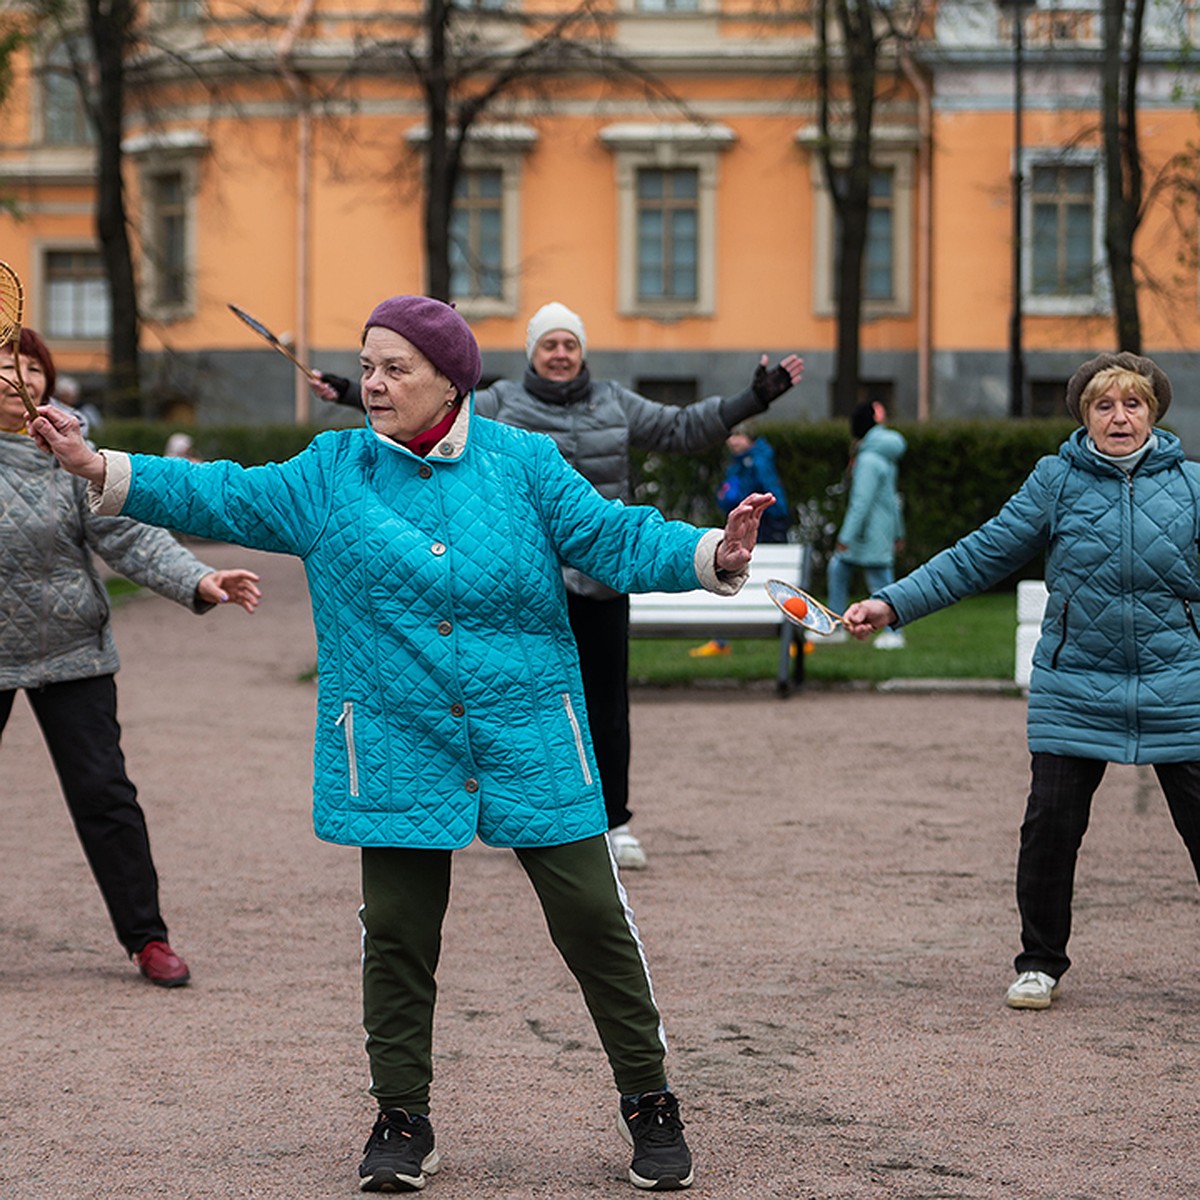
363, 296, 482, 397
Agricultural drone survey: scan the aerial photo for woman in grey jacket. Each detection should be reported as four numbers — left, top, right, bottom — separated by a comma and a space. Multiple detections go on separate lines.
844, 353, 1200, 1012
0, 328, 261, 987
314, 301, 802, 868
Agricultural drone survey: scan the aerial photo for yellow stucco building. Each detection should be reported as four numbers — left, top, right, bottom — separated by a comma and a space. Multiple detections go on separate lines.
2, 0, 1199, 439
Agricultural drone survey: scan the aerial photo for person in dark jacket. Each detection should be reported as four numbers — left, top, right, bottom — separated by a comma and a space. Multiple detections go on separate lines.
844, 352, 1200, 1011
0, 328, 261, 987
36, 295, 781, 1194
312, 302, 803, 869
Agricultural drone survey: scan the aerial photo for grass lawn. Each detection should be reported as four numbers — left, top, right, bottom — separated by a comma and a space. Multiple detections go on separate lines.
629, 591, 1018, 687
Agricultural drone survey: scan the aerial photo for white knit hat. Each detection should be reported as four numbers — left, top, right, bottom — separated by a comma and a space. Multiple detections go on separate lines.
525, 301, 587, 361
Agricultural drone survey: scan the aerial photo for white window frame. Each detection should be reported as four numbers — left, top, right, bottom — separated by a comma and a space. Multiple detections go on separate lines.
600, 122, 735, 320
125, 130, 208, 322
34, 241, 111, 345
406, 124, 536, 320
805, 137, 915, 320
1022, 147, 1111, 317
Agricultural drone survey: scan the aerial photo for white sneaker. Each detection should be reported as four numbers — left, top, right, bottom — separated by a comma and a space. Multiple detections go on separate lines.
1005, 970, 1060, 1009
820, 628, 849, 645
608, 825, 648, 870
873, 629, 906, 650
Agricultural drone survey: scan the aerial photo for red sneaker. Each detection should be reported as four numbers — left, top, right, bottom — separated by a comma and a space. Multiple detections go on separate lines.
133, 940, 191, 988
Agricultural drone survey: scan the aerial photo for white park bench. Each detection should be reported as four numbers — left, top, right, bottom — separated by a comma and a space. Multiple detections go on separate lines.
628, 542, 813, 696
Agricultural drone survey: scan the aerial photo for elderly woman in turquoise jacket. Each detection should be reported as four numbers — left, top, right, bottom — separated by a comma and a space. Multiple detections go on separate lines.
33, 295, 777, 1195
844, 352, 1200, 1013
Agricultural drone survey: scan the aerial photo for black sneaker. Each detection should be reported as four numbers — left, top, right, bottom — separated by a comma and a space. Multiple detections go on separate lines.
618, 1089, 694, 1190
358, 1108, 440, 1192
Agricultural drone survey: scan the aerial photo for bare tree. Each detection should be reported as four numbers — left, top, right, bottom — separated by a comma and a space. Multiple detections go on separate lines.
362, 0, 692, 300
814, 0, 921, 416
1101, 0, 1146, 353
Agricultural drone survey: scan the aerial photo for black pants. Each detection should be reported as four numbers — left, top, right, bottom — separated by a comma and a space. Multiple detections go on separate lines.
1015, 752, 1200, 979
0, 675, 169, 955
566, 593, 631, 830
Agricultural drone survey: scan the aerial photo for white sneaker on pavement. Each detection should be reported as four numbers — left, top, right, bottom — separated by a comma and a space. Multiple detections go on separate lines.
1005, 970, 1060, 1009
608, 825, 648, 870
873, 629, 906, 650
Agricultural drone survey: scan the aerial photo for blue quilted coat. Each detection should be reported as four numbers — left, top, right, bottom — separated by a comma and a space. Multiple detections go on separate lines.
101, 408, 723, 848
879, 428, 1200, 764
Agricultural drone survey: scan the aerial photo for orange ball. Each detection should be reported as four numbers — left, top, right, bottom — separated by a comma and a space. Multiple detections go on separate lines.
782, 595, 809, 620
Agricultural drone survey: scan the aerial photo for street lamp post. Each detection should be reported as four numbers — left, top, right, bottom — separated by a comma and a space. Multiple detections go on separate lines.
1000, 0, 1028, 418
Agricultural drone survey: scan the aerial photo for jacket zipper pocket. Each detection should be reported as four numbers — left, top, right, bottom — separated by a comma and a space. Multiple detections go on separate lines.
1186, 600, 1200, 643
335, 702, 360, 797
561, 693, 594, 786
1050, 598, 1070, 668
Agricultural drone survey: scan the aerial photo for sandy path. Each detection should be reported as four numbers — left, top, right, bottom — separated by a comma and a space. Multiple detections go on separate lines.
2, 547, 1198, 1199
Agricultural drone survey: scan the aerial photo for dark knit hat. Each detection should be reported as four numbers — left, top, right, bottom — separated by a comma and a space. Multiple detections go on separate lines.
363, 296, 482, 397
850, 401, 877, 441
1065, 352, 1172, 422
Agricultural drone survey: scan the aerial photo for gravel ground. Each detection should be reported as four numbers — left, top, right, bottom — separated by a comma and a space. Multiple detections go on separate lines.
3, 547, 1198, 1200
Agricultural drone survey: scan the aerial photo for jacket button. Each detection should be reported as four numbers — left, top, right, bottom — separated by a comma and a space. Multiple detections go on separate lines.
419, 464, 432, 479
464, 778, 478, 793
431, 542, 446, 556
450, 703, 465, 717
439, 441, 454, 456
437, 620, 452, 636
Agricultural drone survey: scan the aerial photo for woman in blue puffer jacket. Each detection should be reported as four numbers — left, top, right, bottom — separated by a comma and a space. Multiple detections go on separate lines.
844, 352, 1200, 1013
33, 295, 779, 1195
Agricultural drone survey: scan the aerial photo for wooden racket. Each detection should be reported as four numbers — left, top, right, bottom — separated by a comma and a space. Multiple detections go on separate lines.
228, 303, 319, 381
0, 261, 40, 421
764, 578, 845, 636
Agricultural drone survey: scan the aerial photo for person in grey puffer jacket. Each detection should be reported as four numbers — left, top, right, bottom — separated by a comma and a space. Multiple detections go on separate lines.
1, 327, 262, 987
312, 301, 802, 869
844, 352, 1200, 1013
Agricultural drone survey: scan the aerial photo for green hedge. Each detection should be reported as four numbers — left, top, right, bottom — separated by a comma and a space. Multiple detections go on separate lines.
100, 417, 1079, 588
632, 417, 1080, 588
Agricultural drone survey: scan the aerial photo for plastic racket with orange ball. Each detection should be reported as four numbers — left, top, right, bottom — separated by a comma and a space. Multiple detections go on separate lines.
0, 261, 39, 422
764, 579, 844, 636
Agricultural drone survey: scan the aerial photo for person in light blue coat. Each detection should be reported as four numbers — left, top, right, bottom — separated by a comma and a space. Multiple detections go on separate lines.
825, 399, 907, 647
33, 295, 779, 1195
844, 353, 1200, 1013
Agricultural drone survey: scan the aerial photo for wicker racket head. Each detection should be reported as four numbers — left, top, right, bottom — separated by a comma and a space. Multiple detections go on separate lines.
0, 261, 24, 345
0, 261, 39, 421
764, 578, 842, 636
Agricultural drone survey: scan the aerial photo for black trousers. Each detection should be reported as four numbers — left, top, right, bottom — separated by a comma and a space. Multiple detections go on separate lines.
1015, 752, 1200, 979
0, 675, 169, 955
566, 593, 632, 830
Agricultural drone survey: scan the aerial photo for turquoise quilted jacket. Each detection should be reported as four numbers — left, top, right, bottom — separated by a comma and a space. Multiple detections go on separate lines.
98, 406, 729, 848
878, 428, 1200, 764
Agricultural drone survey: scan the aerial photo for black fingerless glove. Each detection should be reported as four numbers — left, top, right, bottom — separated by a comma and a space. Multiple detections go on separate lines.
320, 372, 353, 403
751, 362, 793, 406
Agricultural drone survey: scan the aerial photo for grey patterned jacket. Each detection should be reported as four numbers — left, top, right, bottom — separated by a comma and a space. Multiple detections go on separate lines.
0, 430, 215, 690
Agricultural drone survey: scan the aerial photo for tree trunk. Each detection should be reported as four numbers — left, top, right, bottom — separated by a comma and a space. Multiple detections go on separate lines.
423, 0, 459, 301
86, 0, 141, 415
1101, 0, 1143, 353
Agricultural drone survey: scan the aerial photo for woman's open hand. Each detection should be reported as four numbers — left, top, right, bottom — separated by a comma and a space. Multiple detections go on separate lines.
715, 491, 776, 573
29, 404, 106, 484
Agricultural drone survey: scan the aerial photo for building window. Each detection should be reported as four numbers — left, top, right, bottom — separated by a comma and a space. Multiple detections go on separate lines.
41, 37, 94, 147
451, 169, 504, 301
148, 171, 189, 308
810, 146, 914, 318
636, 0, 700, 11
126, 134, 208, 320
634, 377, 699, 406
155, 0, 202, 19
43, 249, 110, 340
1030, 163, 1096, 298
600, 122, 734, 319
636, 168, 699, 303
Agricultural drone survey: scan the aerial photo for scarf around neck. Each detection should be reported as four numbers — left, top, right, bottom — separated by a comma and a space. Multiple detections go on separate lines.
523, 364, 593, 406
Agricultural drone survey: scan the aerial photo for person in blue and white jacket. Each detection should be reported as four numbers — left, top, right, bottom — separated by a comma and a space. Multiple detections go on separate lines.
844, 352, 1200, 1013
34, 295, 778, 1195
